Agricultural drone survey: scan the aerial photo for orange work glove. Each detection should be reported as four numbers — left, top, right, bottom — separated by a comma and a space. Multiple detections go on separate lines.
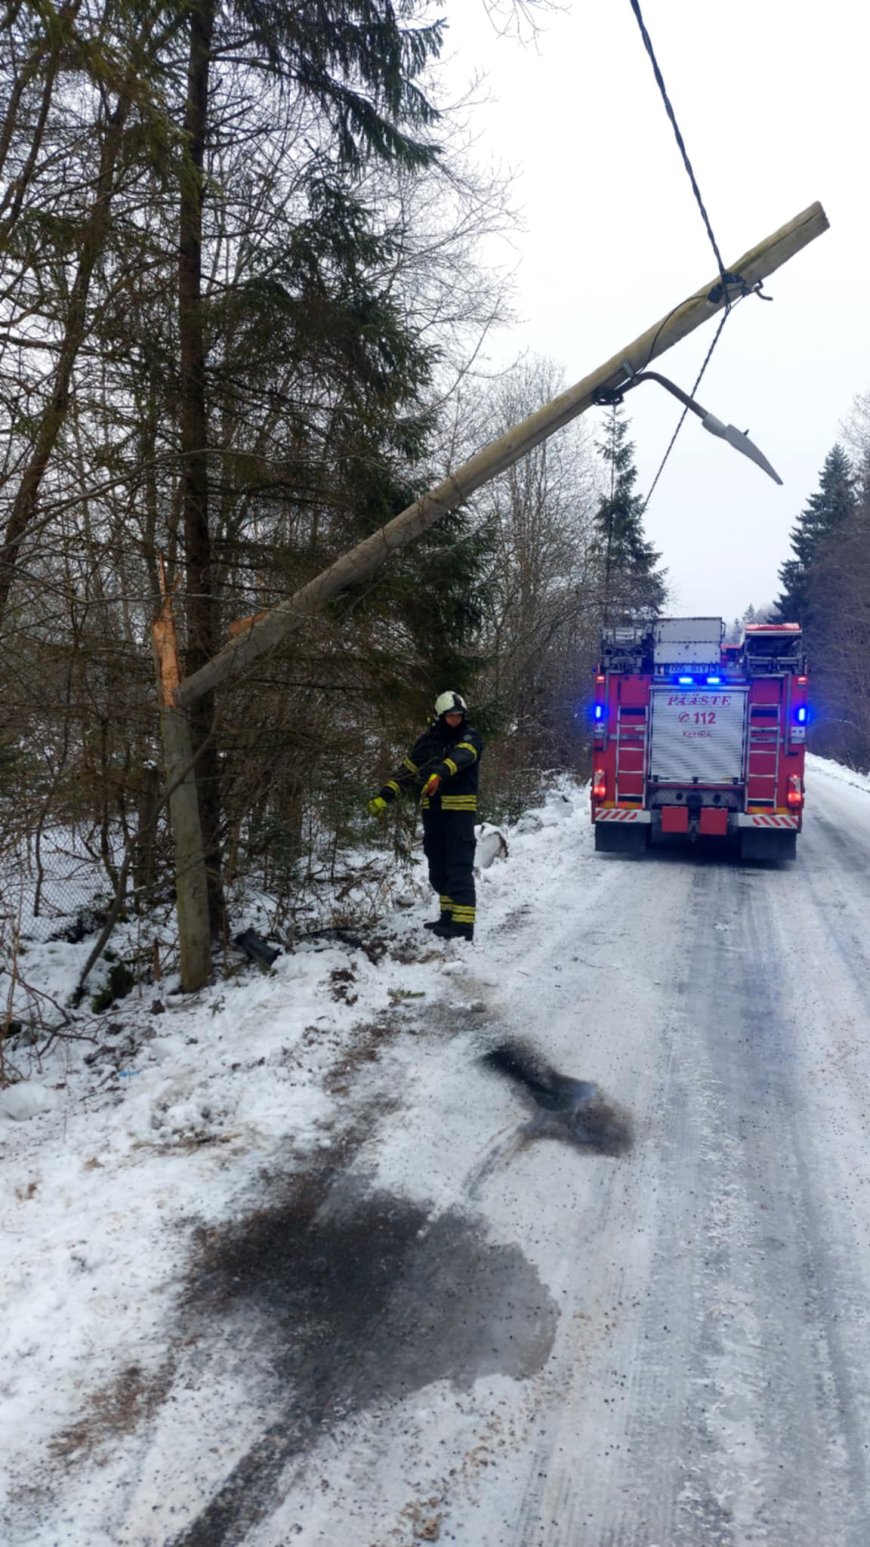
422, 773, 441, 798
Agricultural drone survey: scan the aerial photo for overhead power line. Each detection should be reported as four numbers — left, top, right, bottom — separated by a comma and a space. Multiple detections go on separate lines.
628, 0, 730, 288
626, 0, 764, 502
643, 306, 730, 506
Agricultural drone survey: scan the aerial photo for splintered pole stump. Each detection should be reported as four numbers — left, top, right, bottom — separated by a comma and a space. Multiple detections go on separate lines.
152, 569, 212, 993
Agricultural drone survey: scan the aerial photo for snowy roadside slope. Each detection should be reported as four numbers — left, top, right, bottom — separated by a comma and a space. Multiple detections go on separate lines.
0, 783, 593, 1545
806, 749, 870, 802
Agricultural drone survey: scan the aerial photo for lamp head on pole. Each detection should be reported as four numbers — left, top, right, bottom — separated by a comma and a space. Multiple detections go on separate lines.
596, 366, 783, 487
698, 412, 783, 485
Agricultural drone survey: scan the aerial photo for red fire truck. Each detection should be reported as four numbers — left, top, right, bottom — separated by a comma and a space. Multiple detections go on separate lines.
590, 617, 807, 860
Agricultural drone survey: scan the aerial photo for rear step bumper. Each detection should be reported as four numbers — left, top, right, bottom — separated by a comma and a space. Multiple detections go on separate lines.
735, 813, 800, 829
593, 809, 651, 823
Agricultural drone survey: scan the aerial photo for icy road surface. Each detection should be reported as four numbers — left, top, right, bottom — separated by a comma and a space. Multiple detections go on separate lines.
4, 756, 870, 1546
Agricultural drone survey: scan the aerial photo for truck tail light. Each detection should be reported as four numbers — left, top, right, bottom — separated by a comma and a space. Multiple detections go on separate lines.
592, 769, 606, 801
787, 775, 803, 809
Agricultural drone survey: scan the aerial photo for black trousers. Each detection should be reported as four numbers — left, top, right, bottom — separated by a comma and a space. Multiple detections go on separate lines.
421, 808, 476, 925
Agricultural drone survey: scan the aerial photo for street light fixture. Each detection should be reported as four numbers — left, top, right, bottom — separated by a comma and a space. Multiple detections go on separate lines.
595, 365, 783, 486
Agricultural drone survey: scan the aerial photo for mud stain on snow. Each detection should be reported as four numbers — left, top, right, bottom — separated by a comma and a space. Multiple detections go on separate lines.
49, 1359, 176, 1464
172, 1172, 557, 1546
479, 1037, 634, 1157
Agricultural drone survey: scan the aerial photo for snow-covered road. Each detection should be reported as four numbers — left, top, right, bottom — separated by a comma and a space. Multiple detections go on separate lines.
268, 762, 870, 1546
4, 757, 870, 1545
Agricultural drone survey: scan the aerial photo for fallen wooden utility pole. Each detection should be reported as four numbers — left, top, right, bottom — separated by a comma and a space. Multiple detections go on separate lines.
178, 200, 828, 711
165, 201, 827, 989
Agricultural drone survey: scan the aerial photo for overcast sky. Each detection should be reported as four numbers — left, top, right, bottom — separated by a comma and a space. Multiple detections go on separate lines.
440, 0, 869, 623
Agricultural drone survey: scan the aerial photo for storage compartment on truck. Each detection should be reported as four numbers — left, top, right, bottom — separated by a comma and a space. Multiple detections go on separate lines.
649, 686, 748, 785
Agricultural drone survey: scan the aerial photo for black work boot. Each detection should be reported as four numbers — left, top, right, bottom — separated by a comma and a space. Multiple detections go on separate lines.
423, 918, 447, 931
431, 920, 473, 942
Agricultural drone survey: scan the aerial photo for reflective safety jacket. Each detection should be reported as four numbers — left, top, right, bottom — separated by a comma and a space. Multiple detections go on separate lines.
378, 718, 484, 813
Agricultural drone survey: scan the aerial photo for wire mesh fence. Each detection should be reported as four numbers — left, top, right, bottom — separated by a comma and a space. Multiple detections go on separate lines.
1, 818, 132, 945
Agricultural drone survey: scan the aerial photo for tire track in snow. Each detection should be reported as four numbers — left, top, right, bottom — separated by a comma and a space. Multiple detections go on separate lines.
484, 847, 697, 1547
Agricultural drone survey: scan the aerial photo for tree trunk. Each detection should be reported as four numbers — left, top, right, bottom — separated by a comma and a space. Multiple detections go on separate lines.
178, 0, 224, 938
0, 84, 134, 625
134, 760, 161, 902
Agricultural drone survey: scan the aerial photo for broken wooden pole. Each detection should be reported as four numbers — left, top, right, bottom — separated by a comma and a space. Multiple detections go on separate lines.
151, 563, 212, 992
176, 201, 827, 711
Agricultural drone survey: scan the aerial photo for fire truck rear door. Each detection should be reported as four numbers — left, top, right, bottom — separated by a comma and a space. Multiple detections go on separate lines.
649, 687, 748, 784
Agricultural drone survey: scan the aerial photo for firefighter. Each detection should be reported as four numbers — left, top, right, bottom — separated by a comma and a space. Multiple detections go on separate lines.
367, 691, 484, 940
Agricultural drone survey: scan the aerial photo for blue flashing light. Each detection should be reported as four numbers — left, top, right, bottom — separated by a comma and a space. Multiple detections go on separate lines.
706, 675, 722, 685
594, 704, 604, 721
796, 705, 807, 724
677, 675, 694, 685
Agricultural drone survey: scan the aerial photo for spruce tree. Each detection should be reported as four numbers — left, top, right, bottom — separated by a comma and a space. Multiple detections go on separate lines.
594, 405, 667, 625
775, 444, 856, 623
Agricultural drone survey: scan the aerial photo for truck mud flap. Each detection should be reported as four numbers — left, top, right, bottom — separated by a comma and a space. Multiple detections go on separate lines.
739, 827, 797, 863
594, 820, 650, 856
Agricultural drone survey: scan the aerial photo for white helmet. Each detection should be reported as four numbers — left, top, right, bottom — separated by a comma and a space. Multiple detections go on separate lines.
435, 690, 467, 717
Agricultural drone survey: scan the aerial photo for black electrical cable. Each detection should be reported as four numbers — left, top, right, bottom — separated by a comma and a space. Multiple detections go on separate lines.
626, 0, 759, 502
628, 0, 731, 289
642, 304, 732, 507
